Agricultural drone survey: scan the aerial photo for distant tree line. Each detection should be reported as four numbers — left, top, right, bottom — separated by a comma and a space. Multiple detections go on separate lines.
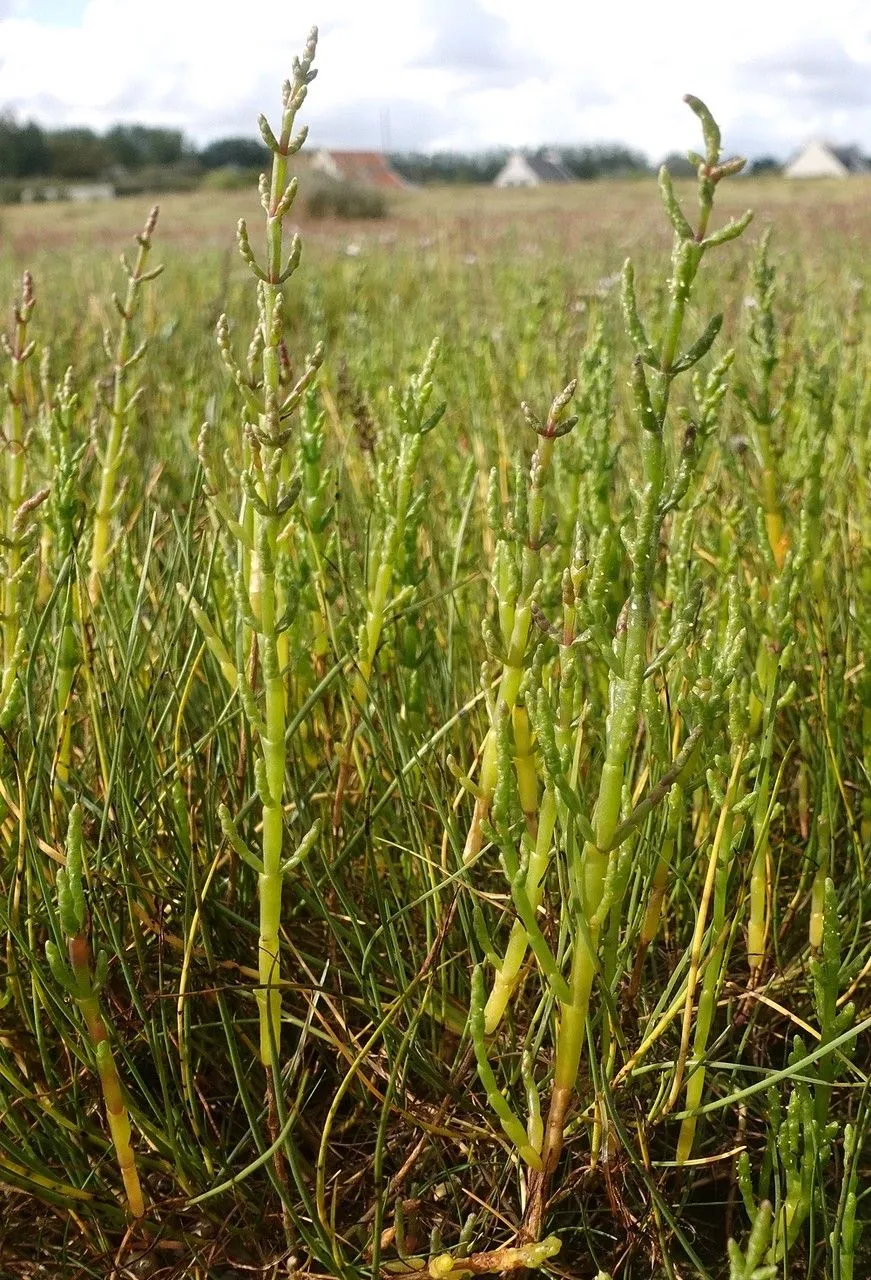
0, 114, 271, 180
7, 112, 863, 190
390, 144, 650, 184
388, 150, 506, 185
559, 145, 649, 178
1, 116, 653, 187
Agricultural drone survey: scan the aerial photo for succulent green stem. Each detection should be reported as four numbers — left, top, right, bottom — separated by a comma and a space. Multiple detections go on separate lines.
532, 99, 751, 1193
45, 804, 144, 1217
1, 272, 36, 715
250, 35, 318, 1064
89, 207, 161, 604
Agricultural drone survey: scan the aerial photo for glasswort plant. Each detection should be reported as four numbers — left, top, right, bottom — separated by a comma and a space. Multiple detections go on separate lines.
183, 29, 322, 1069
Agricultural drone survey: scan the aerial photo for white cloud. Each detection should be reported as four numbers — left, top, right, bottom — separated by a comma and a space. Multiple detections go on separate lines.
0, 0, 870, 157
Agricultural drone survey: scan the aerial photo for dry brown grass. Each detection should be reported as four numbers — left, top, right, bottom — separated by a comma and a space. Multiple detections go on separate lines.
5, 174, 871, 262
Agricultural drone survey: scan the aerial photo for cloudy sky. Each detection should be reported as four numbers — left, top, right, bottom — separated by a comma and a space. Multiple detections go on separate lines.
1, 0, 870, 160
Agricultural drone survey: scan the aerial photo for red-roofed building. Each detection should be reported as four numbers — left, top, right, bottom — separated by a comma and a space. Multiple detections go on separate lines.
310, 149, 407, 190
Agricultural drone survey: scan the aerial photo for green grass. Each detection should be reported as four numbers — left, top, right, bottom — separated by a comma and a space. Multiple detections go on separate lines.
0, 48, 869, 1280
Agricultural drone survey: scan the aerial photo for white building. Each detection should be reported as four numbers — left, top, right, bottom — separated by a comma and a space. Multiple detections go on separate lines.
494, 149, 573, 188
784, 141, 868, 179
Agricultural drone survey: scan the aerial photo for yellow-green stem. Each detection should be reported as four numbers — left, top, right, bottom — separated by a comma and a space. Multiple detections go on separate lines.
809, 811, 830, 951
55, 608, 77, 792
256, 528, 286, 1064
538, 417, 665, 1173
757, 422, 786, 568
484, 786, 556, 1032
667, 747, 744, 1114
89, 208, 159, 605
630, 784, 682, 997
250, 53, 315, 1062
1, 273, 33, 708
69, 951, 144, 1218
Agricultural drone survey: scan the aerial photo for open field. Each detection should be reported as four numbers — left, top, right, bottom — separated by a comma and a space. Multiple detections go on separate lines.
6, 170, 871, 254
0, 91, 869, 1280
